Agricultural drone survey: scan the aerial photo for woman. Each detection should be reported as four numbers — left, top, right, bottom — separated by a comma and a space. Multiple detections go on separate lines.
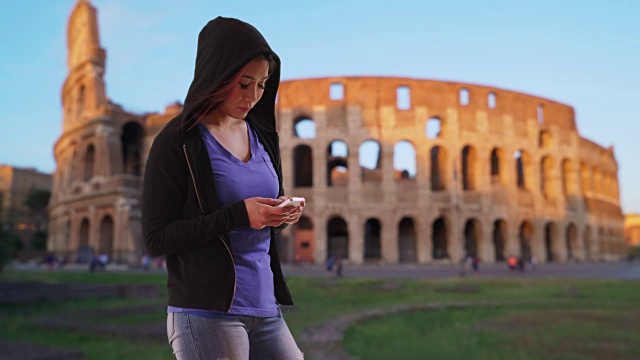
142, 17, 304, 359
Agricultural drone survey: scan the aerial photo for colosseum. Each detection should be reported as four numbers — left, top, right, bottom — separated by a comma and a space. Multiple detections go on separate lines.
48, 0, 627, 265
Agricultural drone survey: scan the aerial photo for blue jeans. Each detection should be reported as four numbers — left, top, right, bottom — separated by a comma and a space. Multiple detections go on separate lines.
167, 312, 303, 359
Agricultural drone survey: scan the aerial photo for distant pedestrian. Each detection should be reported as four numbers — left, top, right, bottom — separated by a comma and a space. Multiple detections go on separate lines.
336, 258, 344, 278
472, 256, 480, 273
327, 255, 335, 272
530, 255, 537, 270
140, 254, 151, 272
507, 255, 518, 270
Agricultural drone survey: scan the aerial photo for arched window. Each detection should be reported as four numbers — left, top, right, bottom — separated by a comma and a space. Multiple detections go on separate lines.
459, 88, 470, 106
545, 222, 558, 262
293, 145, 313, 187
359, 140, 381, 183
76, 85, 85, 119
431, 146, 447, 191
537, 104, 544, 125
490, 148, 506, 185
327, 216, 349, 261
519, 221, 534, 260
493, 220, 507, 262
364, 218, 381, 261
99, 216, 114, 259
294, 117, 316, 139
425, 117, 442, 139
541, 156, 555, 198
394, 141, 416, 180
329, 82, 344, 100
121, 121, 145, 176
327, 140, 348, 187
83, 144, 95, 181
539, 130, 552, 149
487, 92, 496, 109
432, 217, 448, 260
464, 219, 481, 258
515, 150, 530, 190
397, 86, 411, 110
398, 217, 417, 262
462, 145, 477, 190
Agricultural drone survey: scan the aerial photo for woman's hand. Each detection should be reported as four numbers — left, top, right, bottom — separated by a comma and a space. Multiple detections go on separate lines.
244, 197, 297, 229
277, 196, 305, 224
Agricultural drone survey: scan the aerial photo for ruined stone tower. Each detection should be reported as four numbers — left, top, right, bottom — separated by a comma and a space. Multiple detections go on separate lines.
48, 0, 146, 263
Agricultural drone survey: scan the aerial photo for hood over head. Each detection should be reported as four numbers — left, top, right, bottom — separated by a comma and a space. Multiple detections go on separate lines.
180, 17, 280, 133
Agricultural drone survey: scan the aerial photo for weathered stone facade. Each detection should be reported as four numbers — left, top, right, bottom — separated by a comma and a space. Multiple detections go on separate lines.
48, 0, 146, 263
0, 165, 52, 246
48, 0, 626, 265
624, 214, 640, 247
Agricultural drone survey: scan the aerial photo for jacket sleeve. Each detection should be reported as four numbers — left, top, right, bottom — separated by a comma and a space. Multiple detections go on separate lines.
273, 141, 289, 234
141, 131, 249, 257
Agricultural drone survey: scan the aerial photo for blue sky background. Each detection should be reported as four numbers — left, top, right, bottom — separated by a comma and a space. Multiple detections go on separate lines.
0, 0, 638, 213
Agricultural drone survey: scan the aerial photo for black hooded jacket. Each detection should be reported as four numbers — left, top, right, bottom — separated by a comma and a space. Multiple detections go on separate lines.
142, 17, 292, 311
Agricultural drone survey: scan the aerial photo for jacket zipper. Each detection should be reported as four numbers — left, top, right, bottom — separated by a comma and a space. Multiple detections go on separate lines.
182, 144, 237, 312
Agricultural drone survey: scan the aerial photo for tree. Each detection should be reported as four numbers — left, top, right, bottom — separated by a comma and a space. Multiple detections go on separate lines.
0, 192, 20, 272
25, 189, 51, 229
24, 189, 51, 250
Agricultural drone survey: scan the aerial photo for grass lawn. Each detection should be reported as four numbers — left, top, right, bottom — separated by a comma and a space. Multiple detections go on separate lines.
1, 271, 639, 359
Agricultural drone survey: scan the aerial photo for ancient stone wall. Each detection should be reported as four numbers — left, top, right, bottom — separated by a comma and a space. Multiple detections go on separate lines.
275, 77, 625, 264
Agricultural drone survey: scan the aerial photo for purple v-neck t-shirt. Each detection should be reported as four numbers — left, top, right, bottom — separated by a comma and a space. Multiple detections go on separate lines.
168, 121, 279, 318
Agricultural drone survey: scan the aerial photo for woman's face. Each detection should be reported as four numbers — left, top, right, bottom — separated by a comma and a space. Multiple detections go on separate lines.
218, 58, 270, 120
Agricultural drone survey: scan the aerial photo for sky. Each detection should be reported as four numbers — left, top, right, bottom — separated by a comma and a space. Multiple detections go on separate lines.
0, 0, 638, 213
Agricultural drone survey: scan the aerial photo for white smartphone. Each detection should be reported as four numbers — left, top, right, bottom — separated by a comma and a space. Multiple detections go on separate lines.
277, 197, 305, 207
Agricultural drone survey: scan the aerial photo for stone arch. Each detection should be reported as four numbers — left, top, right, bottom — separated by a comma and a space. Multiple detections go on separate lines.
83, 144, 96, 181
398, 217, 417, 262
432, 217, 448, 260
462, 145, 478, 190
78, 217, 91, 263
464, 219, 481, 259
293, 116, 316, 139
539, 130, 552, 149
293, 144, 313, 187
99, 215, 114, 258
327, 140, 349, 187
519, 221, 534, 260
544, 222, 559, 262
121, 121, 145, 176
327, 216, 349, 261
425, 117, 442, 139
394, 140, 416, 180
490, 148, 506, 185
515, 150, 531, 190
364, 218, 382, 261
493, 219, 507, 262
541, 156, 555, 198
566, 223, 578, 261
430, 146, 447, 191
595, 227, 607, 260
359, 140, 382, 183
293, 216, 314, 263
583, 225, 592, 260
